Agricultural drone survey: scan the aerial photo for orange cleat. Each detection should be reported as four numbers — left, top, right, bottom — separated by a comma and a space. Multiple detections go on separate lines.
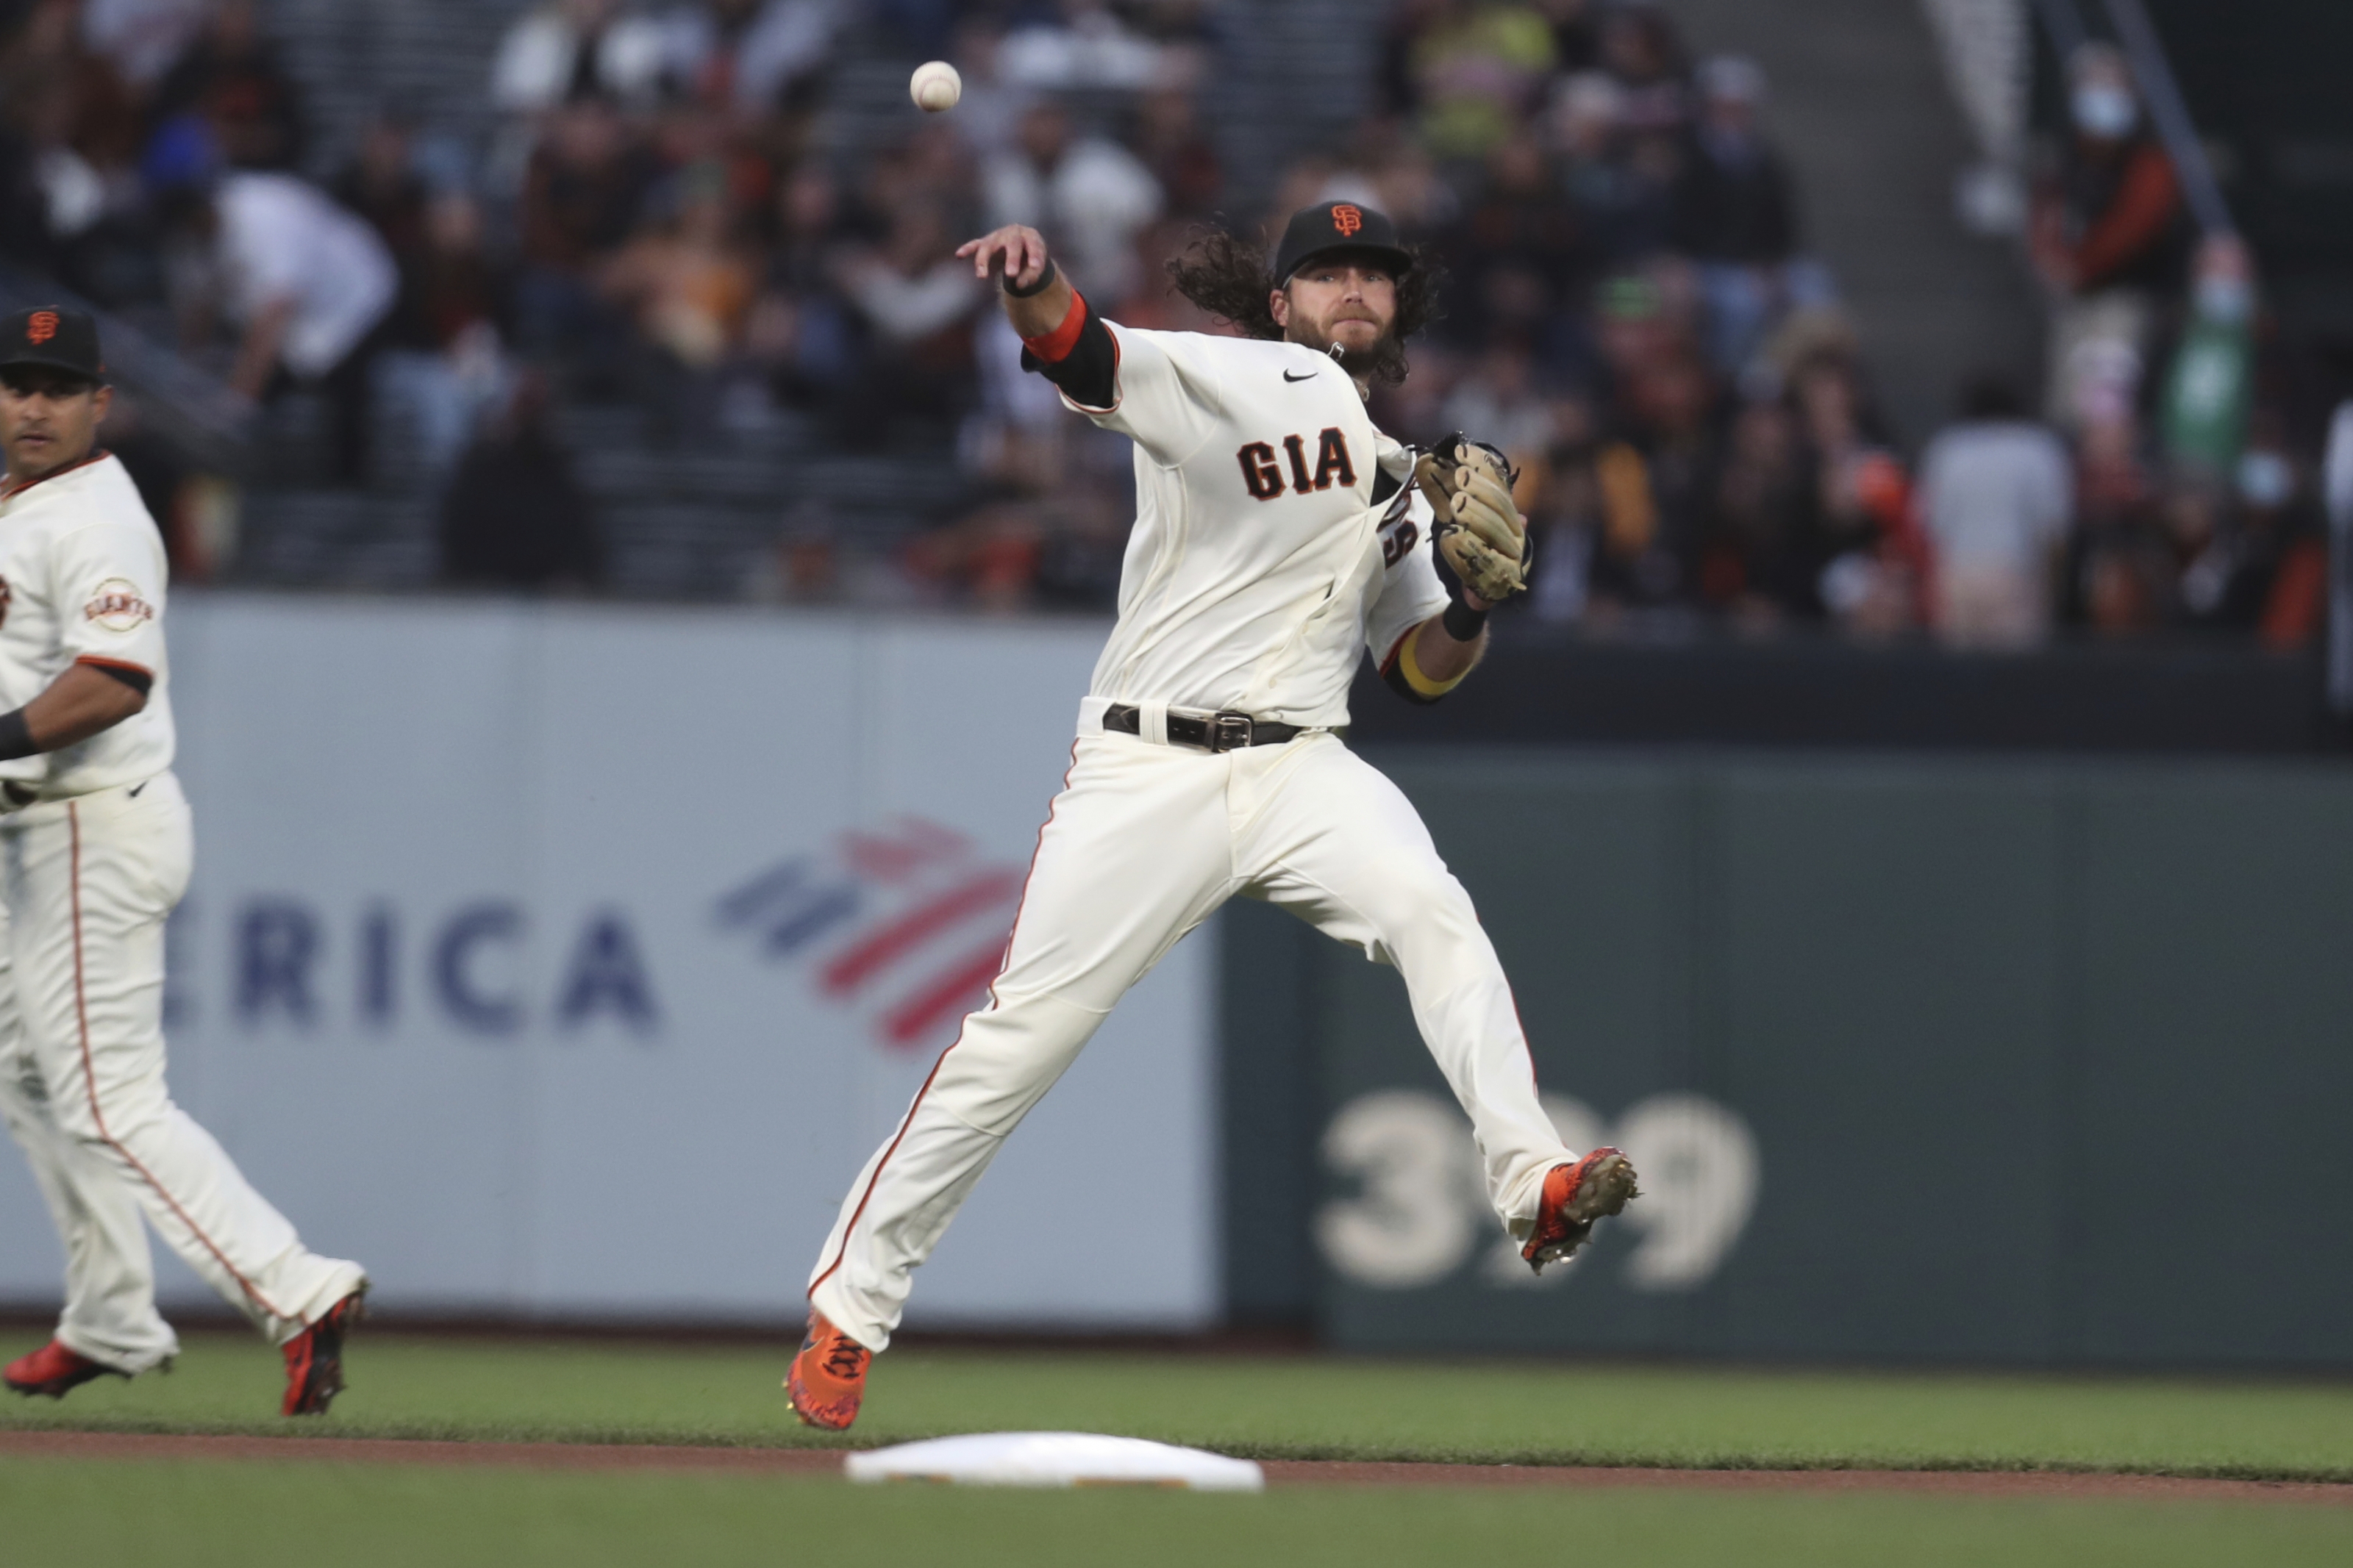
786, 1310, 872, 1431
1521, 1147, 1640, 1275
4, 1339, 123, 1400
282, 1289, 365, 1416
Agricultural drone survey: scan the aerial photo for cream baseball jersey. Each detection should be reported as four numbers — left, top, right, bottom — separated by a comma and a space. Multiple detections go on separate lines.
0, 451, 174, 792
1062, 323, 1448, 731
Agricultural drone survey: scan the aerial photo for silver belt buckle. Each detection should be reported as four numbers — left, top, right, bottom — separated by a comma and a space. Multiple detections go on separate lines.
1210, 712, 1254, 752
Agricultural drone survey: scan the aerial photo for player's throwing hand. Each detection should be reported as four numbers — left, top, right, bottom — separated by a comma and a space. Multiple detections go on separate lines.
955, 224, 1051, 293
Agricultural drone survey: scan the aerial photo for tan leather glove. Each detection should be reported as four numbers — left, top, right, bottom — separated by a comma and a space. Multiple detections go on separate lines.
1413, 434, 1529, 603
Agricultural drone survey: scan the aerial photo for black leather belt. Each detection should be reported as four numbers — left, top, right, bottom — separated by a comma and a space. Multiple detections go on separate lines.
1103, 704, 1305, 752
1, 782, 36, 808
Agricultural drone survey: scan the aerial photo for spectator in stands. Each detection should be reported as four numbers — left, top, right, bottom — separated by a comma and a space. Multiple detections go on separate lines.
662, 0, 839, 118
982, 101, 1161, 304
2030, 41, 2188, 430
515, 96, 656, 380
832, 198, 984, 438
996, 0, 1165, 94
378, 193, 515, 477
1791, 351, 1920, 635
1536, 0, 1599, 74
1671, 56, 1807, 376
747, 161, 856, 409
492, 0, 672, 115
1549, 71, 1671, 268
1404, 0, 1557, 165
2063, 411, 2167, 634
599, 160, 760, 435
1594, 0, 1686, 134
1442, 128, 1588, 354
1133, 87, 1221, 223
1705, 394, 1814, 625
1, 45, 146, 301
335, 112, 432, 276
150, 0, 305, 171
172, 168, 398, 486
79, 0, 210, 94
439, 371, 604, 590
1440, 342, 1554, 464
1916, 372, 2072, 649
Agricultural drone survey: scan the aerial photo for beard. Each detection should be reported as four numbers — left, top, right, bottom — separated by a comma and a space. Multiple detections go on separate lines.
1287, 316, 1409, 387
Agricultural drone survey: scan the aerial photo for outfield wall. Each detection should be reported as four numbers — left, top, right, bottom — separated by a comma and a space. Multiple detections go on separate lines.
0, 595, 1218, 1331
1227, 749, 2353, 1369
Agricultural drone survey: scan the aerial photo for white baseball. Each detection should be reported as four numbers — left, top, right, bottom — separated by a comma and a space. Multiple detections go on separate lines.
910, 61, 962, 113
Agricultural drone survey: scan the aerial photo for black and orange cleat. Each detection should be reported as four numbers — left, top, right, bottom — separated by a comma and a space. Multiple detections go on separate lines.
4, 1339, 124, 1400
785, 1310, 872, 1431
282, 1288, 365, 1416
1521, 1147, 1640, 1275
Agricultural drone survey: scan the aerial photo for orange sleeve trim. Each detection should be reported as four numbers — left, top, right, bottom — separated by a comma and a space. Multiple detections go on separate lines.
74, 656, 153, 677
1021, 291, 1089, 365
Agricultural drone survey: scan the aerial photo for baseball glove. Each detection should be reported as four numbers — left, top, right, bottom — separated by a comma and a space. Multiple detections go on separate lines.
1414, 434, 1529, 603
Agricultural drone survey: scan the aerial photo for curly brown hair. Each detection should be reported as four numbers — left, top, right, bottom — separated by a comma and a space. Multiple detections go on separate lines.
1163, 226, 1444, 386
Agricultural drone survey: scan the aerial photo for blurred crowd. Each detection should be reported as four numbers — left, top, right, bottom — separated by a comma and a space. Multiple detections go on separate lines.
0, 0, 2332, 647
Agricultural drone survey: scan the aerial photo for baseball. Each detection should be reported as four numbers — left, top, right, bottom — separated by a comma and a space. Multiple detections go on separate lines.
910, 60, 961, 113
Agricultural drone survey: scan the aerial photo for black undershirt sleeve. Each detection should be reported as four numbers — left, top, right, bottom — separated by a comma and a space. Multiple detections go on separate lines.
88, 662, 154, 695
1019, 307, 1118, 411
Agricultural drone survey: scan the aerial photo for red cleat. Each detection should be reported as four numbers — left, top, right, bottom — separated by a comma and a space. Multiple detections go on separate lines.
282, 1289, 365, 1416
4, 1339, 124, 1400
785, 1310, 872, 1431
1521, 1147, 1640, 1275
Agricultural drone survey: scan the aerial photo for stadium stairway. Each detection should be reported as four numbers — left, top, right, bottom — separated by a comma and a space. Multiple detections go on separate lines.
1665, 0, 2043, 445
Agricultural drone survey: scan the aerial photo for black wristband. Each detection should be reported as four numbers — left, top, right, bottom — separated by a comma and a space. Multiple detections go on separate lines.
1441, 598, 1488, 642
1003, 257, 1059, 298
0, 708, 34, 762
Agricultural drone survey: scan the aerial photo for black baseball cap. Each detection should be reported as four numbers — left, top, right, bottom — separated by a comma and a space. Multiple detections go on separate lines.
0, 307, 105, 385
1271, 201, 1414, 284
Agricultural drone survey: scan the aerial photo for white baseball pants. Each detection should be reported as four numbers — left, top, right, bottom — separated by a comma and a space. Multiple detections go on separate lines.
809, 729, 1573, 1350
0, 773, 363, 1371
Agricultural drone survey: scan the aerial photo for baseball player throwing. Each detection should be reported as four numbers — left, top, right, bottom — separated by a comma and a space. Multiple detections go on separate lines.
0, 309, 367, 1415
788, 205, 1637, 1429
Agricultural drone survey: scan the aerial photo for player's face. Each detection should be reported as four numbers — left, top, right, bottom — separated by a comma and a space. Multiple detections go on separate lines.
1271, 262, 1399, 360
0, 368, 108, 484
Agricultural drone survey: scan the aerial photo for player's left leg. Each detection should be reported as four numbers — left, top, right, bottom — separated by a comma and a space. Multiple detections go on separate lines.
0, 889, 179, 1383
1235, 736, 1598, 1242
2, 778, 366, 1360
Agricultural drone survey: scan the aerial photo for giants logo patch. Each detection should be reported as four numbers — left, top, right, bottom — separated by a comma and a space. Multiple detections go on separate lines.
26, 312, 57, 346
85, 579, 154, 632
1331, 205, 1363, 237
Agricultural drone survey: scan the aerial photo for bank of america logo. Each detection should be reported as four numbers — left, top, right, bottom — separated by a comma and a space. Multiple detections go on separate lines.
716, 818, 1023, 1049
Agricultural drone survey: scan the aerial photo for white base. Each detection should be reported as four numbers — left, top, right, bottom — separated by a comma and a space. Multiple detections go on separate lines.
843, 1431, 1265, 1492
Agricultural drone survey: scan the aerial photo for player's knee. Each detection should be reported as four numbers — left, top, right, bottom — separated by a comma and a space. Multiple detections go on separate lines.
1355, 856, 1473, 935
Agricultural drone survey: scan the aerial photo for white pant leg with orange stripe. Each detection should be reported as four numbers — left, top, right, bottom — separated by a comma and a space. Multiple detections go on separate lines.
807, 731, 1572, 1352
0, 773, 363, 1357
0, 921, 179, 1372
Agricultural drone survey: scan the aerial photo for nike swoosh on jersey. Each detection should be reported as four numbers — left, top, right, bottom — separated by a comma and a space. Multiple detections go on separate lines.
1282, 370, 1318, 382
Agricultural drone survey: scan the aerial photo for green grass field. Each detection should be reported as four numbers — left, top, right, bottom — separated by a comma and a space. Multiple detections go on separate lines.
5, 1330, 2351, 1566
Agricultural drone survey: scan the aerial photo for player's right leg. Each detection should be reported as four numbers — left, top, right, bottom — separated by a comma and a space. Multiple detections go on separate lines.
1237, 737, 1635, 1267
0, 897, 178, 1392
4, 779, 365, 1396
795, 734, 1235, 1424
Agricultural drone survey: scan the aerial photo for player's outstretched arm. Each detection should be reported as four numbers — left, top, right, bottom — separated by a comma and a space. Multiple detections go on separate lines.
959, 223, 1118, 413
957, 224, 1074, 339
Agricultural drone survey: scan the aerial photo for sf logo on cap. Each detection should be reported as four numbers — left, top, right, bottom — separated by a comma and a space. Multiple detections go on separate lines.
1331, 205, 1363, 237
26, 312, 57, 345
